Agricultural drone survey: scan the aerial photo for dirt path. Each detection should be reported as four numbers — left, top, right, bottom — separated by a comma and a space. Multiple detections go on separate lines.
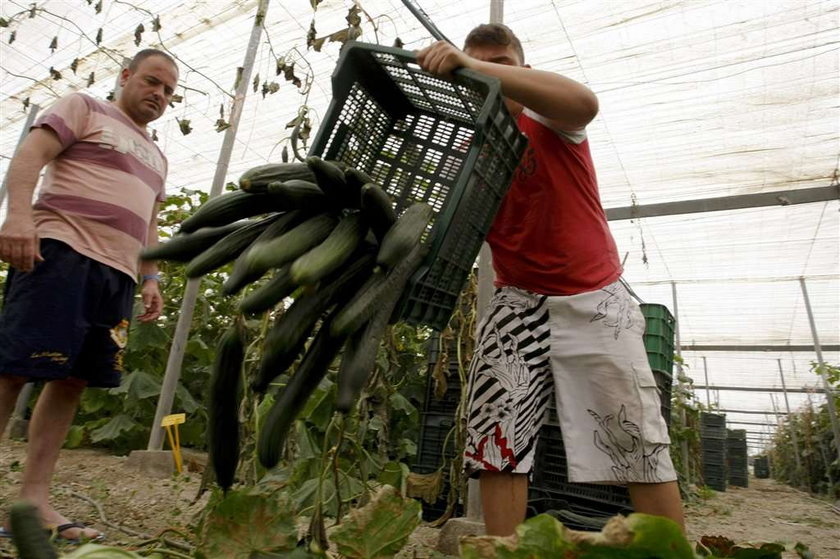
1, 441, 837, 557
683, 478, 839, 558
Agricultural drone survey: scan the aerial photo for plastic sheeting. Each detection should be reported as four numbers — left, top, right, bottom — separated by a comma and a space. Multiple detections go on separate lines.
1, 1, 838, 450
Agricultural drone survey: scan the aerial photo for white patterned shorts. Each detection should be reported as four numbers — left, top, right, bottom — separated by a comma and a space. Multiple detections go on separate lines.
462, 279, 677, 485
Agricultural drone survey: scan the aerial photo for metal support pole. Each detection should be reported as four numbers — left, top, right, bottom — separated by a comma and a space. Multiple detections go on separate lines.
702, 356, 710, 408
799, 277, 840, 459
148, 0, 271, 450
777, 359, 803, 476
465, 0, 505, 522
672, 281, 690, 480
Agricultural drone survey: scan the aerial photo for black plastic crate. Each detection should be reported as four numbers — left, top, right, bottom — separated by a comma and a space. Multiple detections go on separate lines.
531, 425, 632, 509
701, 412, 726, 428
528, 488, 632, 532
310, 42, 528, 331
753, 455, 770, 478
415, 412, 459, 471
652, 368, 673, 426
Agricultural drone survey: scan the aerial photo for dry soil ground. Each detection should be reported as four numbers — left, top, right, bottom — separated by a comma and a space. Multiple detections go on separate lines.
1, 441, 837, 558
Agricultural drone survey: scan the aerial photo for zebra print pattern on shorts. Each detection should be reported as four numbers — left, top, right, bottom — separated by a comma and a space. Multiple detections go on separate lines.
463, 288, 556, 474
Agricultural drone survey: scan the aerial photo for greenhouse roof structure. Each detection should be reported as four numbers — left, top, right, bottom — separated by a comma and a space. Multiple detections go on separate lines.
1, 0, 837, 453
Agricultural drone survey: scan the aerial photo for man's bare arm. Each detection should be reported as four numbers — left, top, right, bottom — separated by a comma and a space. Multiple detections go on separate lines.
0, 128, 64, 271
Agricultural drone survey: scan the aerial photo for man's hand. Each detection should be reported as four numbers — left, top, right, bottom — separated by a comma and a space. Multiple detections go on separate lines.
0, 214, 43, 272
137, 279, 163, 322
416, 41, 474, 77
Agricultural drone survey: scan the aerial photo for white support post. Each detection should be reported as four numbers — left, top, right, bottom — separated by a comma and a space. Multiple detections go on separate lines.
777, 359, 803, 478
671, 281, 691, 480
147, 0, 271, 451
798, 277, 840, 459
702, 356, 710, 408
465, 0, 506, 522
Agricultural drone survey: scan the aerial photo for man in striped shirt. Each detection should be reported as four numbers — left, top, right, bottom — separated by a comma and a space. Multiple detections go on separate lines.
0, 49, 178, 542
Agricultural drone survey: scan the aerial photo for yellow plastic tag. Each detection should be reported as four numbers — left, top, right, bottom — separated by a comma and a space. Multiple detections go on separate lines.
161, 413, 186, 427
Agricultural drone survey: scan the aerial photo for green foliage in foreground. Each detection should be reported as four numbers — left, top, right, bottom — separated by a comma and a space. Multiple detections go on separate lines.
459, 513, 812, 559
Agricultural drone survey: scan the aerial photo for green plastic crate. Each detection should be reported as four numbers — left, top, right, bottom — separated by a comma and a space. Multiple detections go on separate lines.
640, 303, 675, 338
644, 333, 674, 374
640, 303, 675, 374
309, 42, 528, 331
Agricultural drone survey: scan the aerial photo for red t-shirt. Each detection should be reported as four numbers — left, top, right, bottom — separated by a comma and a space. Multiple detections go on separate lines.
487, 110, 621, 295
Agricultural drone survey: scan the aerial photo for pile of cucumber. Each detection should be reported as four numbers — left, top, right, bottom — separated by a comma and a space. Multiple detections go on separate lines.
142, 157, 432, 489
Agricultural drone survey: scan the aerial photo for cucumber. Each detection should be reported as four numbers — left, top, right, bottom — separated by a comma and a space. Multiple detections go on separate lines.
221, 210, 310, 296
207, 324, 244, 492
243, 213, 339, 277
179, 190, 290, 234
335, 243, 427, 412
331, 237, 427, 337
290, 212, 368, 285
251, 250, 376, 393
257, 309, 348, 469
376, 202, 433, 268
306, 156, 355, 207
265, 179, 331, 208
360, 183, 397, 242
238, 266, 297, 315
239, 162, 315, 193
184, 214, 280, 278
140, 221, 246, 262
9, 501, 58, 559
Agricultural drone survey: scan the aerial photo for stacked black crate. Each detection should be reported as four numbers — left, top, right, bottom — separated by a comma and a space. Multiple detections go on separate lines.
413, 333, 464, 521
753, 455, 770, 478
726, 429, 749, 487
528, 417, 634, 531
700, 412, 727, 491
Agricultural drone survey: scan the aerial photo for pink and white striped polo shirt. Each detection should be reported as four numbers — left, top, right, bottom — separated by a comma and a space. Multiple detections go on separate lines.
31, 92, 167, 280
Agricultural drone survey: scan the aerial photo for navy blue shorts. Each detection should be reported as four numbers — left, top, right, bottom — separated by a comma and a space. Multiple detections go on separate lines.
0, 239, 135, 388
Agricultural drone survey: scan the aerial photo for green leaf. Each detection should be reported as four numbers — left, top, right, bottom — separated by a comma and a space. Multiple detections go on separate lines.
300, 382, 334, 430
330, 485, 421, 559
368, 415, 386, 432
389, 392, 419, 419
176, 382, 200, 414
89, 414, 139, 443
196, 488, 297, 558
111, 370, 161, 400
377, 461, 408, 495
294, 421, 321, 460
128, 319, 170, 351
64, 425, 84, 449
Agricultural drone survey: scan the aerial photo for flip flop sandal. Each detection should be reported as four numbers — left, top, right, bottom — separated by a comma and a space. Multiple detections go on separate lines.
53, 522, 105, 544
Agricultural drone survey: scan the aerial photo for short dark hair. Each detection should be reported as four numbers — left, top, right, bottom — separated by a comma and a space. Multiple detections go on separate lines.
127, 49, 178, 73
463, 24, 525, 64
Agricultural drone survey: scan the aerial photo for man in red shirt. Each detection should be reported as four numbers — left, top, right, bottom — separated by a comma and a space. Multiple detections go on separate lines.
418, 24, 684, 536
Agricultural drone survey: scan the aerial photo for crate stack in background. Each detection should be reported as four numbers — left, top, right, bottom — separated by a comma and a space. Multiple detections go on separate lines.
726, 429, 749, 487
412, 334, 465, 521
640, 303, 676, 426
700, 412, 728, 491
753, 455, 770, 479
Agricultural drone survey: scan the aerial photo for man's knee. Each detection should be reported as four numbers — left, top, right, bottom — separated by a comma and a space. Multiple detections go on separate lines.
48, 376, 88, 394
0, 374, 29, 392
